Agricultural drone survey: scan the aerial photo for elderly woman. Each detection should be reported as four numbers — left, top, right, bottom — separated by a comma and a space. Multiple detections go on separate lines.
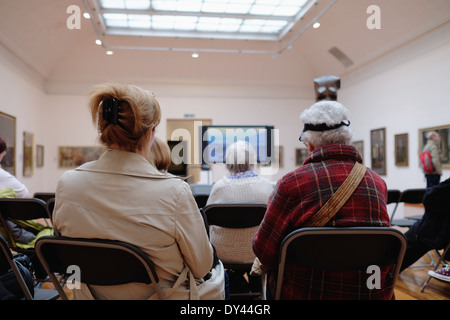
253, 100, 391, 300
53, 83, 224, 300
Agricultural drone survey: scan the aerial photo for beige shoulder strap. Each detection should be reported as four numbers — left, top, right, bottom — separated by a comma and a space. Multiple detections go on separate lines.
305, 162, 367, 227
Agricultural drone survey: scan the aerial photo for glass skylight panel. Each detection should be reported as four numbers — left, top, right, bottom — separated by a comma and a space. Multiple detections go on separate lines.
250, 5, 276, 16
152, 15, 175, 30
128, 14, 150, 28
97, 0, 314, 40
174, 16, 198, 30
101, 0, 150, 10
224, 3, 251, 14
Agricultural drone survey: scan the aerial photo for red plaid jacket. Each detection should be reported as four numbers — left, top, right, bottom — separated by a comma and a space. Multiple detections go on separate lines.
253, 144, 393, 300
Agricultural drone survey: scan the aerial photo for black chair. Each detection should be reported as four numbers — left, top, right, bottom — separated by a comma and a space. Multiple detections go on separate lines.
35, 236, 166, 300
33, 192, 56, 203
400, 188, 426, 221
45, 198, 55, 223
0, 233, 59, 300
194, 194, 209, 210
202, 203, 267, 299
390, 188, 437, 268
274, 227, 407, 300
0, 198, 53, 279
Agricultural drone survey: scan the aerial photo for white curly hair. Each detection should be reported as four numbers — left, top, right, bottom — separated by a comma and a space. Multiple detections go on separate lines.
300, 100, 353, 148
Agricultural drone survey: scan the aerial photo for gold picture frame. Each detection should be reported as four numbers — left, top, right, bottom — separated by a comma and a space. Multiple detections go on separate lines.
370, 127, 386, 175
394, 133, 408, 167
0, 112, 16, 175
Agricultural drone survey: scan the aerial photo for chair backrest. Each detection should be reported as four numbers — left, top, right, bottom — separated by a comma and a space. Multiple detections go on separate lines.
45, 198, 55, 222
387, 189, 401, 220
399, 188, 426, 204
0, 198, 50, 221
275, 227, 406, 300
387, 189, 401, 204
35, 236, 165, 300
202, 203, 267, 228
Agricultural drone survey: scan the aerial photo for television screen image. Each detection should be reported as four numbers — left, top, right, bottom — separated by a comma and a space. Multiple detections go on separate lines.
200, 125, 275, 165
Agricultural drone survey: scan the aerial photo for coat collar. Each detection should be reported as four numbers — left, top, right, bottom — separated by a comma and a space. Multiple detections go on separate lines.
76, 149, 179, 180
304, 144, 362, 165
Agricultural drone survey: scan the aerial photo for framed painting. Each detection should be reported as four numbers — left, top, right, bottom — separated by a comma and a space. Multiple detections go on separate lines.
23, 131, 34, 177
419, 125, 450, 169
0, 112, 16, 175
36, 145, 44, 168
58, 146, 104, 168
394, 133, 408, 167
370, 128, 386, 175
295, 148, 309, 166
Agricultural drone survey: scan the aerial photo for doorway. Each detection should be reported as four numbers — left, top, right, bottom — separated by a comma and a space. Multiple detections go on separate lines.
166, 118, 212, 184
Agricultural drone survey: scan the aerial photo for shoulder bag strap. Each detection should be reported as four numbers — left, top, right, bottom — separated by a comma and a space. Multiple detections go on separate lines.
305, 161, 367, 227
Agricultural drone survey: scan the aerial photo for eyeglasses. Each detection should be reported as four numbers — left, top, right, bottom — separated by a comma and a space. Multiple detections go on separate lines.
298, 132, 308, 148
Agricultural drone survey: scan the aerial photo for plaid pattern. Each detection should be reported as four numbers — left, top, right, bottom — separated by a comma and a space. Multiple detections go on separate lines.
253, 144, 392, 300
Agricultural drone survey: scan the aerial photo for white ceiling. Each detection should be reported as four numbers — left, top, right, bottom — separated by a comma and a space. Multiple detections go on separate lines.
0, 0, 449, 97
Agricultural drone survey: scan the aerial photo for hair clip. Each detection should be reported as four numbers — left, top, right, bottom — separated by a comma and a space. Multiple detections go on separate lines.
103, 98, 119, 125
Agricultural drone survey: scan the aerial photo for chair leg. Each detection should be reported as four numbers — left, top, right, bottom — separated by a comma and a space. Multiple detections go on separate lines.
409, 250, 437, 269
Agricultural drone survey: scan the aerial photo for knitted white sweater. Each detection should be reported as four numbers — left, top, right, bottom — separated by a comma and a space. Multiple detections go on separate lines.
206, 174, 274, 264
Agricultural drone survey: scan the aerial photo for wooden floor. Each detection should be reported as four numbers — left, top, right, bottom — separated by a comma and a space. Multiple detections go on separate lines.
394, 250, 449, 300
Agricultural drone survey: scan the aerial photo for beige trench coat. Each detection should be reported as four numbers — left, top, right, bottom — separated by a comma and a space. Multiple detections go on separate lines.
53, 149, 224, 300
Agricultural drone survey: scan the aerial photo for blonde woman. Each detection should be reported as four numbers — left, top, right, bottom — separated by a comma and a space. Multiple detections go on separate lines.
53, 83, 224, 300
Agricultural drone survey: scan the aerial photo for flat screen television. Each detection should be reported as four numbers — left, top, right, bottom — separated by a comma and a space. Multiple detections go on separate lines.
200, 125, 275, 165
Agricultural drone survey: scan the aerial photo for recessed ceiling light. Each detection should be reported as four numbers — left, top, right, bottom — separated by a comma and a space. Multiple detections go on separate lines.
95, 39, 102, 45
83, 12, 91, 19
313, 22, 321, 28
192, 52, 199, 58
106, 50, 114, 55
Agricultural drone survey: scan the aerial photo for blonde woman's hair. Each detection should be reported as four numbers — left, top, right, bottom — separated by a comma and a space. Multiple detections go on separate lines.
89, 83, 161, 155
150, 136, 172, 172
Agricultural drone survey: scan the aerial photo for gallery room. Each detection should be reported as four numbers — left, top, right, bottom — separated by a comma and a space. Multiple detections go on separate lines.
0, 0, 449, 302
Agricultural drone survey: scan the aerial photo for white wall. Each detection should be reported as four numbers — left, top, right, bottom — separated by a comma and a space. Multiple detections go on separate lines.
0, 55, 47, 196
340, 42, 450, 190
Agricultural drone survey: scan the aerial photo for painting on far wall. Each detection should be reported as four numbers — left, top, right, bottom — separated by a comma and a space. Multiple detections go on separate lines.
295, 148, 309, 166
0, 112, 16, 175
58, 146, 105, 168
419, 124, 450, 169
23, 131, 34, 177
370, 127, 386, 175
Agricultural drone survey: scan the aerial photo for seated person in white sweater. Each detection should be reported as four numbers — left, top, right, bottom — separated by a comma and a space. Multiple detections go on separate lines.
206, 140, 274, 264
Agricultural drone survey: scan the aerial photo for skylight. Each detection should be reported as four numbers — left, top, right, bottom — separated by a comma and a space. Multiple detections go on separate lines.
94, 0, 316, 41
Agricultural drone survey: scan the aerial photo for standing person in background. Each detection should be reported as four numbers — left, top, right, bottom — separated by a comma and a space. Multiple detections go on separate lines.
0, 137, 29, 198
53, 83, 224, 300
421, 131, 442, 188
